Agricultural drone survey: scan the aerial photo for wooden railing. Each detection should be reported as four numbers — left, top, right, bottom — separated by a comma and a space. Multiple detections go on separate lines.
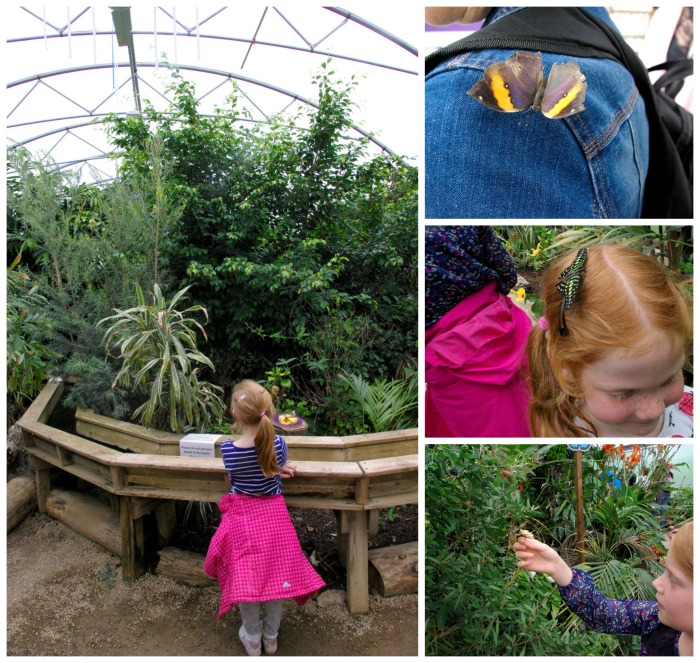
18, 379, 418, 614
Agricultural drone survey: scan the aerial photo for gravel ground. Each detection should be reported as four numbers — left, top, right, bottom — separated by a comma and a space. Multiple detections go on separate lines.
7, 512, 418, 656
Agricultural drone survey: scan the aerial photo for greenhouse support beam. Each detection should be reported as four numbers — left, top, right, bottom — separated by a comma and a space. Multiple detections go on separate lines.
111, 7, 142, 113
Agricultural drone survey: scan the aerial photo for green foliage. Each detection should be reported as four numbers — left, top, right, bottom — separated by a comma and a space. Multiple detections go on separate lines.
9, 63, 416, 435
7, 140, 182, 418
6, 258, 60, 406
100, 283, 225, 433
183, 499, 217, 529
667, 487, 694, 524
493, 226, 560, 270
262, 359, 313, 421
426, 444, 691, 656
338, 369, 417, 432
425, 444, 623, 656
103, 63, 417, 433
61, 355, 131, 421
546, 225, 692, 271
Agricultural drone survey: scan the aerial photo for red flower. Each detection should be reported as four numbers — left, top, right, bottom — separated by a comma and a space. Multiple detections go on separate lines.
519, 482, 524, 490
501, 471, 510, 478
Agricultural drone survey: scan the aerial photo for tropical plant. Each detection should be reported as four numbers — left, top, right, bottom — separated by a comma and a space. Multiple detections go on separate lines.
338, 369, 418, 432
425, 444, 624, 656
582, 540, 662, 600
103, 64, 417, 434
667, 487, 694, 524
100, 283, 225, 433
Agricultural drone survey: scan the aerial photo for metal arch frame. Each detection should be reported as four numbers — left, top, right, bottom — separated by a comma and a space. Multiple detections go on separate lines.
7, 6, 417, 178
7, 31, 417, 76
8, 62, 396, 155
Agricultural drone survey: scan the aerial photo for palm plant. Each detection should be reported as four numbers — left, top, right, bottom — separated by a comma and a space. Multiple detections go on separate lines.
100, 283, 225, 433
338, 368, 418, 432
589, 490, 662, 538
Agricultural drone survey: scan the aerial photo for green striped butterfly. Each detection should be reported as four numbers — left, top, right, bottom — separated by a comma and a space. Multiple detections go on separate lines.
556, 247, 587, 335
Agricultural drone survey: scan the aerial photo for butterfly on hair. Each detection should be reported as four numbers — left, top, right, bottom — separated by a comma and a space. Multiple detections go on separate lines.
556, 247, 588, 336
468, 51, 587, 119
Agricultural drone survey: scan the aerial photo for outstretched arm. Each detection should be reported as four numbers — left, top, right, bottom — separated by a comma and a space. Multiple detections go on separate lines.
514, 536, 658, 636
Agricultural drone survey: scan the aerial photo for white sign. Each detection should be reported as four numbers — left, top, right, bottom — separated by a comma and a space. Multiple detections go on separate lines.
179, 434, 219, 458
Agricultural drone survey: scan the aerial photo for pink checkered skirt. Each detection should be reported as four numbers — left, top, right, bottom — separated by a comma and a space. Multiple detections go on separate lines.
203, 493, 325, 619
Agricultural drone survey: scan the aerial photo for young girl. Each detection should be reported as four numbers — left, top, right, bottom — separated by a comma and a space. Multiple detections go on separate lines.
527, 244, 693, 437
203, 380, 325, 656
513, 522, 693, 656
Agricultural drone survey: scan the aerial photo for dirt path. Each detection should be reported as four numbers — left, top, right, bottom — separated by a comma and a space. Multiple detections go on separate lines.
7, 513, 418, 656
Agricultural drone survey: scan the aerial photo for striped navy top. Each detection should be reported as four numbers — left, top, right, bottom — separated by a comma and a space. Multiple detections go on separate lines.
221, 435, 288, 496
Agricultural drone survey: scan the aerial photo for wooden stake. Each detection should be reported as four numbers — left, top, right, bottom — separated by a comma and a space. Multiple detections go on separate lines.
574, 450, 585, 563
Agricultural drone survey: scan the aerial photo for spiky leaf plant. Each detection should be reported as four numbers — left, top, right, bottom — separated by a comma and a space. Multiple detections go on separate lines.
100, 283, 225, 433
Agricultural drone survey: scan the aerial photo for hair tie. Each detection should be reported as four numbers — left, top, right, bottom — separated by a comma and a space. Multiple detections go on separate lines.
537, 316, 548, 331
260, 411, 268, 419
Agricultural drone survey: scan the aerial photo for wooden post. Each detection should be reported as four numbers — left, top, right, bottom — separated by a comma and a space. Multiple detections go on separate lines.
120, 496, 145, 581
368, 510, 379, 535
334, 510, 349, 569
574, 450, 585, 563
156, 501, 177, 545
346, 510, 369, 614
33, 458, 53, 513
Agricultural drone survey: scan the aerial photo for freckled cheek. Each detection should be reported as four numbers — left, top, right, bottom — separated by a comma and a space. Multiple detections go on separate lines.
588, 395, 632, 424
664, 379, 685, 407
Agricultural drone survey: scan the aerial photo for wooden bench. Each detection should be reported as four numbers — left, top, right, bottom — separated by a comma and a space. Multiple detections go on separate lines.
18, 380, 418, 614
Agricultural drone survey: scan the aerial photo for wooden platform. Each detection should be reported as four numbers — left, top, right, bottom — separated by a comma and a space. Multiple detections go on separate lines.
18, 379, 418, 614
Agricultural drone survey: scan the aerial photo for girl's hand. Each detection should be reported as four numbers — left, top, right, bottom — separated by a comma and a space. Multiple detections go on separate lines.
280, 461, 297, 479
513, 537, 573, 586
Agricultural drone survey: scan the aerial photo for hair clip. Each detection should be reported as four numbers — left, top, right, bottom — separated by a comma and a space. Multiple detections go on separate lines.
556, 247, 587, 336
236, 394, 246, 403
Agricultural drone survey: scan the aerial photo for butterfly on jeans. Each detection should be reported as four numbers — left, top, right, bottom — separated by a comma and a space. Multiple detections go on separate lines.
556, 248, 588, 335
468, 51, 587, 119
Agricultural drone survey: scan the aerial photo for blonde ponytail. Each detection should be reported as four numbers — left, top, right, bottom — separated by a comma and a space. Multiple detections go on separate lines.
230, 380, 279, 477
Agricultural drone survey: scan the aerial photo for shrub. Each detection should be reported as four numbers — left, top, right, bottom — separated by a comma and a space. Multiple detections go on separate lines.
7, 258, 60, 411
425, 444, 674, 656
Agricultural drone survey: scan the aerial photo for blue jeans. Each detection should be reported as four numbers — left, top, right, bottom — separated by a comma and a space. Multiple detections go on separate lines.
425, 8, 650, 218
